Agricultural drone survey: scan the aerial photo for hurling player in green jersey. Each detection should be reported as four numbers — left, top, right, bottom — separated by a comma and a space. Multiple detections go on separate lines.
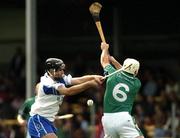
100, 42, 144, 138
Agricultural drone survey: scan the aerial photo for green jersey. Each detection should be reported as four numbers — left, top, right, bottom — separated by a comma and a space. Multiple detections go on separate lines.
18, 96, 35, 120
103, 64, 141, 114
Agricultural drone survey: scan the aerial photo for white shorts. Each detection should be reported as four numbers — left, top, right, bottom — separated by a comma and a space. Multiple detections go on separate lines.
101, 112, 143, 138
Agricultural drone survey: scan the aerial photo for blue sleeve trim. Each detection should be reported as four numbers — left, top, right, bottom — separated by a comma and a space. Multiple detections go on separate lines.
43, 85, 59, 95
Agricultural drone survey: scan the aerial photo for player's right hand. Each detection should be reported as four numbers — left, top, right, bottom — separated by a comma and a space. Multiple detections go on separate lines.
101, 42, 109, 50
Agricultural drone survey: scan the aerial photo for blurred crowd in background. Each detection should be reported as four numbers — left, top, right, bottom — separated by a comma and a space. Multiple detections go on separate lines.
0, 48, 179, 138
0, 1, 180, 138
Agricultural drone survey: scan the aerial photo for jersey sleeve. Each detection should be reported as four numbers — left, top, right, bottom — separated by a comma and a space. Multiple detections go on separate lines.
41, 74, 65, 95
43, 83, 64, 95
18, 100, 29, 119
104, 64, 116, 76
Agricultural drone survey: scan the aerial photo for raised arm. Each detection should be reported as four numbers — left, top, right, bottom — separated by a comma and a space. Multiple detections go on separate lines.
100, 42, 122, 69
109, 56, 122, 69
100, 42, 110, 68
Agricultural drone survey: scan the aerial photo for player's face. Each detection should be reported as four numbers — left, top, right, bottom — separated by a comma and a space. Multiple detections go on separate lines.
53, 68, 65, 80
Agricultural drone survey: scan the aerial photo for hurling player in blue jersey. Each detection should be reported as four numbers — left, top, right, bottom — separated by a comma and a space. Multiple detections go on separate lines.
28, 58, 103, 138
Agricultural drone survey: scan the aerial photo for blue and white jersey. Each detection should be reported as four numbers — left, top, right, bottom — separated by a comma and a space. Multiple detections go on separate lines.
30, 73, 72, 122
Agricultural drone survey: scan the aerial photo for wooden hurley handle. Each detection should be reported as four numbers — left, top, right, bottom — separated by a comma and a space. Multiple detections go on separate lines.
95, 21, 106, 43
